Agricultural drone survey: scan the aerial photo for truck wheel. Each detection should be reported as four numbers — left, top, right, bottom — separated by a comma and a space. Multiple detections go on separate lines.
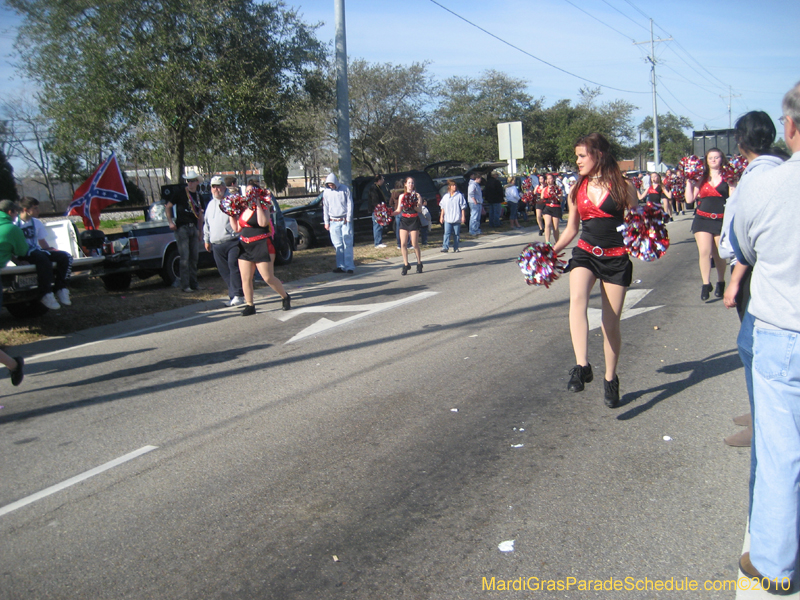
274, 233, 294, 266
296, 224, 312, 251
5, 300, 49, 318
101, 272, 132, 291
160, 247, 180, 286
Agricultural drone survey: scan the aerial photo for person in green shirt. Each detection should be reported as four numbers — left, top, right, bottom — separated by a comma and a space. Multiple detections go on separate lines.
0, 198, 29, 385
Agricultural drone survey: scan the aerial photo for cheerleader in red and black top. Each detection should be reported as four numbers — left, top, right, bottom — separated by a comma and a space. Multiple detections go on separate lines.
637, 172, 673, 222
686, 148, 735, 301
393, 176, 423, 275
229, 181, 291, 316
540, 172, 562, 245
551, 133, 637, 408
534, 177, 547, 235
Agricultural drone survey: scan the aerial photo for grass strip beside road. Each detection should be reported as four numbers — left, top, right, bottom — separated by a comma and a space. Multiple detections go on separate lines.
0, 225, 510, 347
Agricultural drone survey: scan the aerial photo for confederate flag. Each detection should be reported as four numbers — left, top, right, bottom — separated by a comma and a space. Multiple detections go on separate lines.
66, 152, 129, 229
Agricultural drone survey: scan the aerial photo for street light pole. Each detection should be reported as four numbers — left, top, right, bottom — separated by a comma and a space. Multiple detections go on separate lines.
334, 0, 352, 187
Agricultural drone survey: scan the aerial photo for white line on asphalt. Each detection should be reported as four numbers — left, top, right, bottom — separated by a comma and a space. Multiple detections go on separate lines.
0, 445, 158, 517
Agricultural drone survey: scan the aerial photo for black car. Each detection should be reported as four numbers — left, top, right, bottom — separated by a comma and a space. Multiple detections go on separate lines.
284, 170, 441, 250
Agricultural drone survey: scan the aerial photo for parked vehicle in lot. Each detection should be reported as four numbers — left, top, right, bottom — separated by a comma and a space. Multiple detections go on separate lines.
283, 170, 441, 250
101, 201, 298, 289
1, 219, 112, 317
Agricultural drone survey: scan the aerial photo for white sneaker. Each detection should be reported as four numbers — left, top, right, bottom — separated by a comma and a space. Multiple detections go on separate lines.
56, 288, 71, 306
40, 292, 61, 310
230, 296, 244, 306
376, 244, 387, 248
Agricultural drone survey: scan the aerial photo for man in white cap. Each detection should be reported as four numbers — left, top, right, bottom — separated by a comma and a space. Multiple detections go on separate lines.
203, 176, 243, 305
166, 169, 204, 291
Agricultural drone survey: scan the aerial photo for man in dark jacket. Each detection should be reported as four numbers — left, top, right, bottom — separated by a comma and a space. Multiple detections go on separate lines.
484, 171, 505, 227
367, 174, 387, 248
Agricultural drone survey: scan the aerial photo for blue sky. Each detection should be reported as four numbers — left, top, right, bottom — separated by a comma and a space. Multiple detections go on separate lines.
2, 0, 798, 162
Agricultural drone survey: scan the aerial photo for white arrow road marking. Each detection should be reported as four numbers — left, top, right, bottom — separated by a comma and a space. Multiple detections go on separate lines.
277, 291, 438, 343
587, 288, 663, 331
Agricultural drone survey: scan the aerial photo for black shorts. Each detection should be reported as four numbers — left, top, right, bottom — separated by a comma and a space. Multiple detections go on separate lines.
564, 247, 633, 287
542, 205, 562, 219
238, 237, 274, 263
400, 215, 421, 232
691, 215, 723, 236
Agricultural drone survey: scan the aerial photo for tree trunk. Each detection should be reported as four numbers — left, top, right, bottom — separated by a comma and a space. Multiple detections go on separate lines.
170, 127, 185, 183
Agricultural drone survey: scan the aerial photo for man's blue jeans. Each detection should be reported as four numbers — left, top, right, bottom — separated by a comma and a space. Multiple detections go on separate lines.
488, 203, 502, 227
442, 222, 461, 251
372, 215, 384, 246
737, 310, 756, 522
468, 202, 481, 235
328, 220, 354, 271
175, 224, 199, 289
748, 321, 800, 584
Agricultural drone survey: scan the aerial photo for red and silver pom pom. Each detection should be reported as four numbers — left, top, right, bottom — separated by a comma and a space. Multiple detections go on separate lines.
219, 193, 247, 217
722, 155, 749, 184
679, 155, 703, 180
373, 202, 392, 226
401, 192, 419, 211
630, 175, 642, 191
517, 242, 566, 287
668, 173, 686, 200
247, 187, 273, 210
522, 177, 533, 191
618, 204, 670, 262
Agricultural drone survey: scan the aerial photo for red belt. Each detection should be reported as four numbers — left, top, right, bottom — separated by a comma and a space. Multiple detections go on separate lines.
545, 203, 560, 208
578, 239, 627, 257
696, 210, 723, 220
241, 233, 270, 243
401, 213, 418, 218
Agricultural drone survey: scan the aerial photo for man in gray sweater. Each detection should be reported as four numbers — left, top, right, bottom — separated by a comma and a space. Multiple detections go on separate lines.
322, 173, 354, 274
733, 81, 800, 595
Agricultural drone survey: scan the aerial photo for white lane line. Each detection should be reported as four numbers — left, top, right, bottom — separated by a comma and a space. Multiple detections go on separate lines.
0, 445, 158, 517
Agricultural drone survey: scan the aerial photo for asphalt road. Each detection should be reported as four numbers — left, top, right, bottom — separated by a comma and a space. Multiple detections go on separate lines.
0, 215, 762, 599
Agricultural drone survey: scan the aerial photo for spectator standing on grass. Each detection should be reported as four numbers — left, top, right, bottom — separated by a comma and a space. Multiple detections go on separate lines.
467, 173, 483, 236
322, 173, 354, 274
368, 174, 387, 248
204, 176, 244, 307
166, 169, 204, 292
733, 81, 800, 596
504, 176, 521, 229
0, 199, 28, 386
14, 196, 73, 309
439, 179, 466, 252
484, 171, 504, 227
419, 198, 431, 245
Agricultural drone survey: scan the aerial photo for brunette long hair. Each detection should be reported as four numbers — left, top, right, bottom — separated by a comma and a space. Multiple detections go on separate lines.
569, 133, 628, 209
700, 148, 728, 185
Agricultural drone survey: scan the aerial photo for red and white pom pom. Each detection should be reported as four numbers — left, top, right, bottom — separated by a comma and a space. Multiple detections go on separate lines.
722, 155, 748, 184
522, 177, 533, 192
219, 193, 247, 217
373, 202, 392, 226
679, 155, 704, 180
630, 175, 642, 191
668, 173, 687, 201
618, 204, 670, 262
517, 242, 566, 287
247, 187, 273, 211
521, 190, 535, 205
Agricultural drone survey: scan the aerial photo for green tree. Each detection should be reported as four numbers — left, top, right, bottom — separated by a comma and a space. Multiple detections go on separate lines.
345, 59, 434, 176
8, 0, 325, 183
0, 147, 19, 202
636, 113, 693, 165
432, 70, 536, 165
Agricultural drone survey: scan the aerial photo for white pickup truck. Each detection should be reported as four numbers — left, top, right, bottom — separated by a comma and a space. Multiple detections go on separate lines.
1, 219, 109, 317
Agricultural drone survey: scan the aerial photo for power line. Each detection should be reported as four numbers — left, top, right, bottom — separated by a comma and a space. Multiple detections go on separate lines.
597, 0, 649, 32
428, 0, 649, 95
560, 0, 635, 43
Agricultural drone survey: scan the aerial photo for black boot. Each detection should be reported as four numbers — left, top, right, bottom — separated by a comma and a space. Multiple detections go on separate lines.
282, 294, 291, 311
242, 304, 256, 316
416, 263, 423, 274
715, 281, 725, 298
401, 264, 410, 276
567, 364, 593, 392
700, 283, 712, 301
604, 375, 620, 408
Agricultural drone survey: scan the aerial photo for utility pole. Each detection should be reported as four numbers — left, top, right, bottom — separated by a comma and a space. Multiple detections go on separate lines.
720, 86, 741, 128
334, 0, 352, 186
635, 20, 671, 172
